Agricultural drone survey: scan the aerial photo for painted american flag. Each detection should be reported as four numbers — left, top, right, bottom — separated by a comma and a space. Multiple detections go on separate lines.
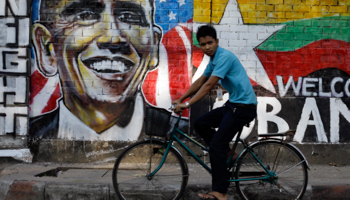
142, 0, 194, 117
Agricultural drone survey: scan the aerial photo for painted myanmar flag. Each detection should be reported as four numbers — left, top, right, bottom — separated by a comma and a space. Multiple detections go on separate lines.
255, 16, 350, 87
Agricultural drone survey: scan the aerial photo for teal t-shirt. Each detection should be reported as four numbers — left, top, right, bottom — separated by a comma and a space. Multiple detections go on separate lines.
203, 46, 257, 105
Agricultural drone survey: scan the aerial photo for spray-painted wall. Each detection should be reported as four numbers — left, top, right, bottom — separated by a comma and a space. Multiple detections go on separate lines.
192, 0, 350, 143
0, 0, 31, 162
0, 0, 349, 162
29, 0, 193, 142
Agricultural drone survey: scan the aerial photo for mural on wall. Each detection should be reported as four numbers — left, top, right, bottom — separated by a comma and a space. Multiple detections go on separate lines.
29, 0, 350, 143
29, 0, 193, 141
193, 0, 350, 143
0, 0, 29, 137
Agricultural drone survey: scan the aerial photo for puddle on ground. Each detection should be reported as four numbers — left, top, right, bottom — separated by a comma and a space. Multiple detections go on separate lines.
35, 167, 69, 177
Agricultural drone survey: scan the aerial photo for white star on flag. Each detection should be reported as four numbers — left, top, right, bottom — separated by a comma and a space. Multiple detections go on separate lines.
168, 11, 177, 21
177, 0, 186, 6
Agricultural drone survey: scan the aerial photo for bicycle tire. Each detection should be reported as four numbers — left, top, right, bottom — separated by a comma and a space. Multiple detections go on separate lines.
234, 140, 308, 200
112, 139, 189, 200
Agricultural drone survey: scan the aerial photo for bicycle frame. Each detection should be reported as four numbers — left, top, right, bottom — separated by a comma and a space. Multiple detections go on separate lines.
148, 112, 279, 183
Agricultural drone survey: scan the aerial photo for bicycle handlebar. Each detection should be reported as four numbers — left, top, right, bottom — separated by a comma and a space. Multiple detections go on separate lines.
170, 104, 183, 118
170, 104, 176, 110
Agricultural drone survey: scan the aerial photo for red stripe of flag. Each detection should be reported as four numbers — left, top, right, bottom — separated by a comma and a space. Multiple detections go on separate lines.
255, 39, 350, 85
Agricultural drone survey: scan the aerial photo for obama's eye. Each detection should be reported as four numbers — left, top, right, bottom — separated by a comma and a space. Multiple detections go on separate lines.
116, 11, 147, 26
113, 2, 149, 27
74, 11, 101, 25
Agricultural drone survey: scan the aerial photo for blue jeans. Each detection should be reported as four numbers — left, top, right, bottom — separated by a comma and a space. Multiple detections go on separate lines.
194, 102, 257, 193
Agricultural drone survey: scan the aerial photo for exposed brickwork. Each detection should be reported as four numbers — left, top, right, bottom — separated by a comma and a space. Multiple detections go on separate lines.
5, 181, 44, 200
312, 185, 350, 199
235, 0, 350, 24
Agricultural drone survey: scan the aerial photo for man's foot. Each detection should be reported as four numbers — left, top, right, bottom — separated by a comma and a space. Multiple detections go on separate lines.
198, 191, 228, 200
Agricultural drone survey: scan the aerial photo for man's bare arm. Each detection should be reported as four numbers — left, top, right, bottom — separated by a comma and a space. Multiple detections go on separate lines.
187, 75, 220, 105
172, 75, 220, 112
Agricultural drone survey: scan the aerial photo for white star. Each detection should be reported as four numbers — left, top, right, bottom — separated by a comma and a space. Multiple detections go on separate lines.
177, 0, 186, 6
160, 0, 167, 3
168, 11, 177, 21
194, 0, 284, 93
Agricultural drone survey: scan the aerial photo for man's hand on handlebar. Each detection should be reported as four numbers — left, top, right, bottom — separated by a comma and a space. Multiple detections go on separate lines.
171, 99, 188, 113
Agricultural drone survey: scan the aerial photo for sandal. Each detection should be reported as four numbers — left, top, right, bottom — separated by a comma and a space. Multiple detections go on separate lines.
198, 192, 219, 200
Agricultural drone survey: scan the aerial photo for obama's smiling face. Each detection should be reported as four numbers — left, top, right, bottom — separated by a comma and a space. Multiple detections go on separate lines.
33, 0, 161, 131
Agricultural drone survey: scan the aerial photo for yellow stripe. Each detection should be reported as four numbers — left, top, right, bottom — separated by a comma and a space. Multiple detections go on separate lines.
237, 0, 350, 24
193, 0, 350, 24
194, 0, 229, 24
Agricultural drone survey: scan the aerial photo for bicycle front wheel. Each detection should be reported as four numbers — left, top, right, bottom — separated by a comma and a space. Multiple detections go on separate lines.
235, 140, 308, 200
112, 139, 188, 200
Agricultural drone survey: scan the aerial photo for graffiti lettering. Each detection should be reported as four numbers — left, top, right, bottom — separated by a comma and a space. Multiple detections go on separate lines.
0, 76, 27, 104
0, 0, 29, 137
258, 97, 350, 143
294, 98, 328, 143
4, 17, 30, 47
257, 97, 289, 133
329, 98, 350, 143
277, 76, 350, 98
0, 105, 27, 135
0, 0, 27, 16
0, 48, 28, 74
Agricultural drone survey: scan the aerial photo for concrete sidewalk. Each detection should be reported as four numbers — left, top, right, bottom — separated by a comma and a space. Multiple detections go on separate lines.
0, 162, 350, 200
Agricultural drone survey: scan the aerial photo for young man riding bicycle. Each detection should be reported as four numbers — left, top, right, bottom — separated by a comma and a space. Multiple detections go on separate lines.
172, 25, 257, 200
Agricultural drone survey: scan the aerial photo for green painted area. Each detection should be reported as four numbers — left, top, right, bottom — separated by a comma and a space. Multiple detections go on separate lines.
193, 33, 199, 47
257, 16, 350, 51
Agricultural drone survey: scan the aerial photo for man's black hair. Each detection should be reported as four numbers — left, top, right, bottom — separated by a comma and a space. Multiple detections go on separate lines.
196, 25, 217, 41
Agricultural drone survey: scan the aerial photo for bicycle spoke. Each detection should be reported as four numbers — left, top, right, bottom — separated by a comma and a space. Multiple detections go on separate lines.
235, 141, 308, 200
272, 146, 284, 172
276, 160, 305, 176
113, 140, 188, 200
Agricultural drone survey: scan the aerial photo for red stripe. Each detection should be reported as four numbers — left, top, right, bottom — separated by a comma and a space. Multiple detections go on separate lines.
29, 70, 49, 105
165, 26, 192, 117
41, 84, 61, 113
142, 69, 158, 105
165, 26, 191, 99
192, 45, 204, 68
255, 39, 350, 85
142, 25, 192, 117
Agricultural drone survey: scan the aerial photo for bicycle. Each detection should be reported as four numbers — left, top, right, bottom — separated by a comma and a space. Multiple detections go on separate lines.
112, 107, 309, 200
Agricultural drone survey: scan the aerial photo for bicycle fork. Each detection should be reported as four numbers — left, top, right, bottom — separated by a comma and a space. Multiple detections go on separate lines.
146, 140, 173, 179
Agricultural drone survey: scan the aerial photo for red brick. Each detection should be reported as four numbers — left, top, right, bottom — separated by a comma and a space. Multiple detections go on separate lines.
6, 181, 44, 200
312, 185, 350, 199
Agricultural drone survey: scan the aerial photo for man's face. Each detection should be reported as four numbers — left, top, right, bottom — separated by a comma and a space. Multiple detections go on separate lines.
198, 36, 218, 57
41, 0, 161, 104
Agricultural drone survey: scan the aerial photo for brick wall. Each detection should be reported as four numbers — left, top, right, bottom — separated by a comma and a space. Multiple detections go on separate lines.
192, 0, 350, 143
0, 0, 349, 163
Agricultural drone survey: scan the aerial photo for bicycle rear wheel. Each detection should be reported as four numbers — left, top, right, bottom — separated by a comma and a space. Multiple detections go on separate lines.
235, 140, 308, 200
112, 139, 188, 200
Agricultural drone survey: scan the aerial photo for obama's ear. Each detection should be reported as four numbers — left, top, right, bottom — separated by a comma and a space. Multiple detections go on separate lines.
148, 25, 162, 70
32, 23, 58, 76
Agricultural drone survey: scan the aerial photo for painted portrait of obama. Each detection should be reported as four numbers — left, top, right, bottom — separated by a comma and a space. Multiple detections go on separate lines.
30, 0, 162, 141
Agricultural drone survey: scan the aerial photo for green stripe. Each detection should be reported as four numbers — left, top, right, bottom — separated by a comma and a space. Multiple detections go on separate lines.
193, 33, 199, 47
257, 16, 350, 52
